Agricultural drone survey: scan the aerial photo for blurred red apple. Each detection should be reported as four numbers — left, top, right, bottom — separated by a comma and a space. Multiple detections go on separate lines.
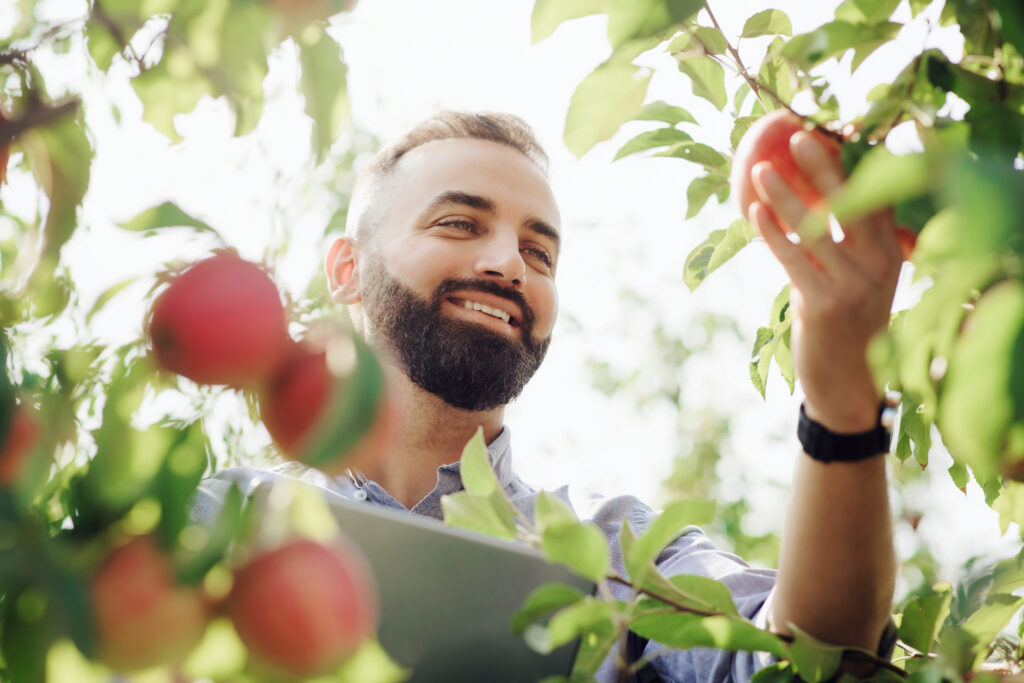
91, 535, 211, 672
730, 109, 842, 227
148, 253, 290, 387
227, 537, 378, 676
0, 407, 39, 486
260, 340, 395, 475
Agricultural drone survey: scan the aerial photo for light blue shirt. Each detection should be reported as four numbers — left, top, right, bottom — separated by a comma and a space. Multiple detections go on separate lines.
191, 427, 777, 682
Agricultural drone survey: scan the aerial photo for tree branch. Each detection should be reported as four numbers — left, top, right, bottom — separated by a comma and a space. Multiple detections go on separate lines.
703, 1, 802, 119
0, 100, 81, 146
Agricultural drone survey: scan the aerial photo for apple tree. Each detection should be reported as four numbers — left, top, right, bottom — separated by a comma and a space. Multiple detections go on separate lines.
0, 0, 400, 681
461, 0, 1024, 681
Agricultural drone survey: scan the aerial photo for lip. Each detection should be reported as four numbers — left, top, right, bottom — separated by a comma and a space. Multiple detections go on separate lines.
444, 292, 523, 333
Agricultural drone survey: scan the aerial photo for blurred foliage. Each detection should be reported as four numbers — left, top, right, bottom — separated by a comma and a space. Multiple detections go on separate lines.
540, 0, 1024, 679
0, 0, 398, 680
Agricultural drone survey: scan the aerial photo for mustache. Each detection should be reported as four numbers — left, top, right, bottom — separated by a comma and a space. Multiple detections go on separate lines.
432, 278, 536, 332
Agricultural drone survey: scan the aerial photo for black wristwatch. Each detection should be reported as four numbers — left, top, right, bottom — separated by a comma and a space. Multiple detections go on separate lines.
797, 402, 893, 463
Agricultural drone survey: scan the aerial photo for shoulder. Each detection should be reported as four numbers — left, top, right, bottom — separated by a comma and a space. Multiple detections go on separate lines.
190, 464, 357, 526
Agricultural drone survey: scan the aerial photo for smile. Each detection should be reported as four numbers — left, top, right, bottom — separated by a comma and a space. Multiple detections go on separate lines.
445, 296, 521, 329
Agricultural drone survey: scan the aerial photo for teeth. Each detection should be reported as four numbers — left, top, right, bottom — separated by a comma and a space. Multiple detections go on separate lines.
463, 300, 510, 323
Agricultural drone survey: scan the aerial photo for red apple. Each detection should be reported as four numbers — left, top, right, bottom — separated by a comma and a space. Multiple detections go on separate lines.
896, 226, 918, 262
0, 407, 39, 486
148, 253, 290, 387
730, 109, 842, 227
91, 535, 211, 672
260, 340, 395, 475
227, 537, 378, 676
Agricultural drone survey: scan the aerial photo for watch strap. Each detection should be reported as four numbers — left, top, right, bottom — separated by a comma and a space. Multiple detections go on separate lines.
797, 402, 891, 463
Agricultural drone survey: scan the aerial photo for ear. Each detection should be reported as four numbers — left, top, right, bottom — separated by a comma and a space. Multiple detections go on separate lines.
325, 236, 361, 304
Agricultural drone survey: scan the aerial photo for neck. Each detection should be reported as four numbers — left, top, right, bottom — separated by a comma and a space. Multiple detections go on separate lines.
358, 362, 505, 509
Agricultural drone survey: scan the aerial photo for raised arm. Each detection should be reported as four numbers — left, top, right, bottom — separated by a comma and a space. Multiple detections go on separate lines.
747, 130, 899, 652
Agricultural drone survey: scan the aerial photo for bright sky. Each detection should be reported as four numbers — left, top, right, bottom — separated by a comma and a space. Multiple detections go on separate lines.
6, 0, 1018, 582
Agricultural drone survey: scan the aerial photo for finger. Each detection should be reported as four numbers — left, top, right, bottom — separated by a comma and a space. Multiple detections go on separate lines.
791, 132, 901, 270
749, 201, 829, 291
751, 162, 854, 277
790, 131, 845, 198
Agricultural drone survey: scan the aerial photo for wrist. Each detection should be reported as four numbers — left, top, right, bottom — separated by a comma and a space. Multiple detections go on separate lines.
798, 401, 895, 464
802, 399, 880, 433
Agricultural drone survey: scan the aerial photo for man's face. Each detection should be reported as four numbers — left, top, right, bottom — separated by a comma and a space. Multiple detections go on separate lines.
357, 138, 560, 411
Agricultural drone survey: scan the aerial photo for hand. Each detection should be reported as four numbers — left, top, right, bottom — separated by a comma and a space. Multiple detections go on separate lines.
748, 131, 902, 433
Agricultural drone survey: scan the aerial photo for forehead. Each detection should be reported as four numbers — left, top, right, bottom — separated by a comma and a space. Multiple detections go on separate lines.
382, 138, 561, 229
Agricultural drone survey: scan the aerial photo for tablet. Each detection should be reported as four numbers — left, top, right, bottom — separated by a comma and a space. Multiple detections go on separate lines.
321, 493, 596, 682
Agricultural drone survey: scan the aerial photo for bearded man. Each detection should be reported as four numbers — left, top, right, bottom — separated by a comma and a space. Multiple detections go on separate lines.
194, 111, 899, 682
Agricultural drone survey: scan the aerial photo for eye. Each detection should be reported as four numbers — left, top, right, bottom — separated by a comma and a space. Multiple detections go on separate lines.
523, 247, 554, 270
436, 218, 477, 232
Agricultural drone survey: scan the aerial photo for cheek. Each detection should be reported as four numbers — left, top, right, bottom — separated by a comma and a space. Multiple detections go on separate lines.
533, 284, 558, 338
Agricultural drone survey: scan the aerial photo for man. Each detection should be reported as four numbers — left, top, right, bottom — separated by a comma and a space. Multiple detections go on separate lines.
195, 111, 899, 681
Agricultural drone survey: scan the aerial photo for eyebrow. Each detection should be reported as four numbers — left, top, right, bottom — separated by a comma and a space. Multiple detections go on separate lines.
424, 190, 561, 250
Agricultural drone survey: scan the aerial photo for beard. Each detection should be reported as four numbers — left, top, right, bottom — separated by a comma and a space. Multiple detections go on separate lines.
358, 258, 551, 412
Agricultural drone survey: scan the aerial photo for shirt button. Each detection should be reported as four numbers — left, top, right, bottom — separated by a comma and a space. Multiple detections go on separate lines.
354, 489, 368, 501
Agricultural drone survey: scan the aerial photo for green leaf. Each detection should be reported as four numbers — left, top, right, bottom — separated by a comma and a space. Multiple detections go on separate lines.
118, 201, 216, 234
898, 583, 952, 655
531, 0, 607, 44
676, 55, 728, 110
835, 0, 901, 23
606, 0, 703, 49
535, 490, 579, 531
667, 26, 728, 56
153, 421, 210, 547
685, 172, 729, 219
663, 574, 739, 616
897, 396, 932, 468
216, 3, 273, 136
564, 61, 652, 158
526, 597, 615, 653
441, 491, 517, 540
962, 593, 1024, 667
757, 41, 797, 109
614, 127, 692, 160
131, 58, 213, 141
990, 546, 1024, 595
541, 521, 610, 582
780, 20, 901, 70
908, 0, 931, 16
741, 10, 793, 38
19, 113, 92, 318
827, 148, 937, 226
730, 115, 759, 150
511, 582, 586, 634
623, 498, 713, 583
787, 623, 843, 682
86, 277, 137, 324
635, 100, 696, 125
749, 286, 794, 398
937, 280, 1024, 480
458, 427, 498, 496
683, 220, 755, 291
299, 29, 349, 162
655, 141, 728, 172
629, 612, 787, 658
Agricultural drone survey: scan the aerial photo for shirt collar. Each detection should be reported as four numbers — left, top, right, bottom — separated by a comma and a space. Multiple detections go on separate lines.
354, 426, 515, 519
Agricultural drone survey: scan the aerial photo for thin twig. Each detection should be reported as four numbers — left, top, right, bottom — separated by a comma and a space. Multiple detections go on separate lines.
0, 99, 80, 145
703, 1, 801, 118
607, 572, 908, 677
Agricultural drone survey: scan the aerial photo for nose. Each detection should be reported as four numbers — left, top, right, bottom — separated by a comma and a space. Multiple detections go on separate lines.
474, 230, 526, 286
